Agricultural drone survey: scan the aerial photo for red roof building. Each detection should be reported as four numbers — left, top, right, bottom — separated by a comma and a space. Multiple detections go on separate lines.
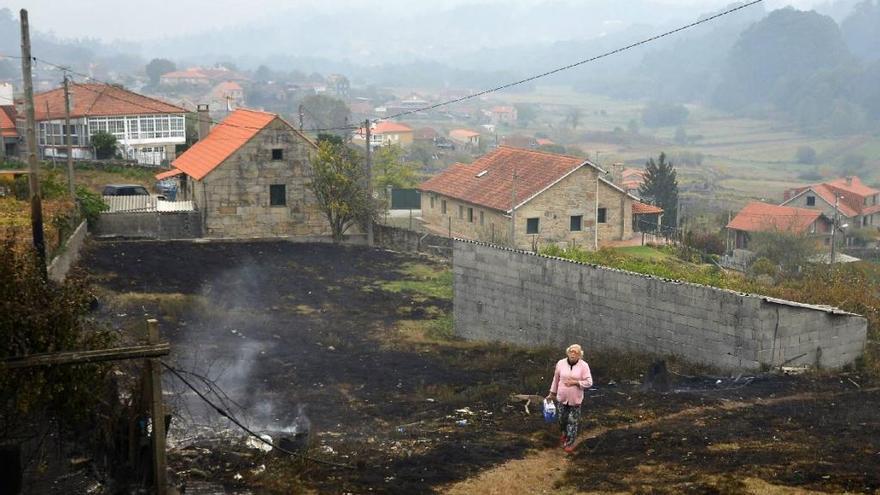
727, 201, 832, 250
353, 121, 414, 149
781, 176, 880, 230
0, 105, 18, 158
418, 146, 658, 250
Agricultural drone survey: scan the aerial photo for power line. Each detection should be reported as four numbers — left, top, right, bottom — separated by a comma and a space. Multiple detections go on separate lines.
381, 0, 764, 121
161, 361, 357, 470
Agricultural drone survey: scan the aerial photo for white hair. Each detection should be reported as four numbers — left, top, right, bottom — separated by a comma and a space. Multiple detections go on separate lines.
566, 344, 583, 356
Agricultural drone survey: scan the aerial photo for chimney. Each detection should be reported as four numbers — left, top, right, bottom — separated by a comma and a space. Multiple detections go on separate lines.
845, 176, 853, 185
610, 162, 624, 185
197, 104, 211, 141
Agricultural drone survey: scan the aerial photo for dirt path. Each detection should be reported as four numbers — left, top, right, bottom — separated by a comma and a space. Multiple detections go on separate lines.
442, 387, 880, 494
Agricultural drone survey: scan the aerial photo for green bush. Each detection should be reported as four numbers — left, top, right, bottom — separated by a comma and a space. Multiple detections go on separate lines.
75, 186, 108, 226
91, 131, 118, 159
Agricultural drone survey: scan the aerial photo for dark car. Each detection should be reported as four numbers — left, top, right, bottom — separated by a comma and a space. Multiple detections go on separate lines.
102, 184, 150, 196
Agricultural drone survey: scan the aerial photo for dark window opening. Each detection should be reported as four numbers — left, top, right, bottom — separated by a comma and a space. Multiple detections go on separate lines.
270, 184, 286, 206
272, 148, 284, 160
526, 217, 539, 234
570, 215, 583, 231
467, 207, 474, 223
597, 208, 607, 224
441, 200, 447, 214
458, 205, 464, 219
806, 196, 815, 206
479, 211, 484, 225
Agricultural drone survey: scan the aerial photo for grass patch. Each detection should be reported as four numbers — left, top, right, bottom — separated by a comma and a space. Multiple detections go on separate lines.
377, 262, 453, 301
614, 245, 671, 261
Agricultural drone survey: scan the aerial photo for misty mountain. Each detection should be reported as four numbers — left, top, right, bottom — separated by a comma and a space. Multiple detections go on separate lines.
840, 0, 880, 61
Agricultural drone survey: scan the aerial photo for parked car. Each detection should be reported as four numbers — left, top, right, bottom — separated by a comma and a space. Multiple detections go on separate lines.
102, 184, 150, 196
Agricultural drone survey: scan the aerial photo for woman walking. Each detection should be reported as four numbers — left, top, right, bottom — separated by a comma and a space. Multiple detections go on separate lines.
547, 344, 593, 453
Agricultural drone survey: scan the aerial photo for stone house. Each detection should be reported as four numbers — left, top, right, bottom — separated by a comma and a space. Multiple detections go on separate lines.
353, 121, 414, 149
727, 201, 833, 250
418, 146, 661, 250
154, 108, 329, 238
781, 177, 880, 241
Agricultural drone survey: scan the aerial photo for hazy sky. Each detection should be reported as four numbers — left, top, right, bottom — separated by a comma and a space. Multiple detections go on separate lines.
4, 0, 828, 42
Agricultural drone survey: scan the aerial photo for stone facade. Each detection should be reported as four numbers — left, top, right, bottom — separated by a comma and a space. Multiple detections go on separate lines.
184, 119, 330, 238
454, 240, 868, 371
785, 190, 879, 230
420, 166, 633, 250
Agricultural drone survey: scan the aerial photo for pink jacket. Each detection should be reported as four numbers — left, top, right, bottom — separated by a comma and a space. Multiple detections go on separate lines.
550, 358, 593, 406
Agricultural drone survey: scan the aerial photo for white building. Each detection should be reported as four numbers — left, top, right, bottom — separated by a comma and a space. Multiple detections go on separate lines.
32, 83, 187, 166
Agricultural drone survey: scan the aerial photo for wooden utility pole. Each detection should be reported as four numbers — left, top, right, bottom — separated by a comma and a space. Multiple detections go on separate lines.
19, 9, 47, 277
510, 167, 517, 247
63, 74, 75, 197
364, 119, 373, 246
145, 319, 167, 495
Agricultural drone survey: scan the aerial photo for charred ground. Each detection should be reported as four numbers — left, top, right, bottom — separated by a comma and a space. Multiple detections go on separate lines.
80, 240, 879, 494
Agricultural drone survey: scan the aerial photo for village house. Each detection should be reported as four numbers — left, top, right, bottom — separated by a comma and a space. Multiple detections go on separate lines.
159, 66, 248, 87
0, 105, 17, 159
208, 81, 245, 112
781, 177, 880, 240
418, 146, 661, 250
154, 108, 329, 238
448, 129, 481, 151
353, 121, 414, 149
487, 105, 517, 126
727, 201, 833, 250
30, 83, 186, 166
621, 168, 647, 198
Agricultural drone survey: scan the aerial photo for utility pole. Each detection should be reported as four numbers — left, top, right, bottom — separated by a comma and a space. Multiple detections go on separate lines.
298, 104, 304, 131
63, 74, 75, 197
364, 119, 373, 246
20, 9, 47, 278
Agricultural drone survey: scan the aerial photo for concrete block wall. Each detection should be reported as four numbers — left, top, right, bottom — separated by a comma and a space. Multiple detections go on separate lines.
374, 224, 452, 259
93, 211, 202, 240
453, 240, 868, 371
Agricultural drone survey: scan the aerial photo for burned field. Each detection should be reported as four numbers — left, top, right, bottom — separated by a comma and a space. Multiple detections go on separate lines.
81, 241, 880, 494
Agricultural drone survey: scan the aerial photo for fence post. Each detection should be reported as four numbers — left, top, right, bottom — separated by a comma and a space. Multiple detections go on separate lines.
145, 319, 167, 495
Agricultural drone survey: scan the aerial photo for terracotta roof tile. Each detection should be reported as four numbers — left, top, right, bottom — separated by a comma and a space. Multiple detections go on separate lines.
449, 129, 480, 140
785, 176, 879, 217
418, 146, 596, 212
155, 168, 183, 180
33, 83, 184, 121
356, 121, 413, 136
632, 202, 663, 214
172, 108, 292, 181
727, 202, 825, 234
0, 105, 16, 138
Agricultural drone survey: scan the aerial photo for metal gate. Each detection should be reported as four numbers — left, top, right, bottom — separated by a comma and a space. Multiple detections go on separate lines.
390, 188, 421, 210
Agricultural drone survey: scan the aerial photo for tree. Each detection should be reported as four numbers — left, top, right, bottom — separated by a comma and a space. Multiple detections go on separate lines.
642, 101, 689, 128
749, 230, 819, 275
145, 58, 175, 86
373, 144, 417, 191
514, 103, 538, 127
639, 152, 679, 229
254, 64, 274, 82
565, 107, 581, 130
300, 95, 351, 136
627, 118, 640, 135
307, 142, 376, 242
90, 131, 117, 159
795, 146, 817, 164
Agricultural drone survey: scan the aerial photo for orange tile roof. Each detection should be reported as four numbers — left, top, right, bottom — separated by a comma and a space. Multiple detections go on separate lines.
356, 121, 413, 136
161, 68, 210, 79
33, 83, 184, 121
727, 202, 825, 234
784, 176, 879, 217
535, 138, 555, 146
155, 168, 183, 180
632, 202, 663, 215
419, 146, 597, 213
172, 108, 285, 181
449, 129, 480, 140
0, 105, 16, 138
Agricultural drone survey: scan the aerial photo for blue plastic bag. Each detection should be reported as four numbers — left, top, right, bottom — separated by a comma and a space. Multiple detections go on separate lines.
542, 399, 557, 423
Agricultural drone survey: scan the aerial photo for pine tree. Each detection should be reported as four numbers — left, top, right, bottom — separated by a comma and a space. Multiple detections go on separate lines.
639, 152, 679, 229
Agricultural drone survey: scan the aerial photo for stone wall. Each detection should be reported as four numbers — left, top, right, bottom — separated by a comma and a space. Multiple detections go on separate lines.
197, 119, 330, 238
420, 167, 633, 251
374, 224, 452, 259
93, 211, 202, 240
453, 240, 867, 371
47, 220, 88, 282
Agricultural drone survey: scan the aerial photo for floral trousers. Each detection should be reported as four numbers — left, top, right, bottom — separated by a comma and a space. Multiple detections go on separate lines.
558, 403, 581, 446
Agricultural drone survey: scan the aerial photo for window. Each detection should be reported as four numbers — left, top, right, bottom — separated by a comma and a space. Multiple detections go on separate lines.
458, 205, 464, 219
479, 211, 484, 226
272, 148, 284, 160
270, 184, 286, 206
806, 196, 816, 206
441, 200, 447, 214
570, 215, 583, 231
597, 208, 607, 224
430, 196, 435, 209
526, 217, 539, 234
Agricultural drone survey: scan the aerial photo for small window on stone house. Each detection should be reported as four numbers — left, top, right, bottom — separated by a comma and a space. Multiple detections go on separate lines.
459, 205, 464, 219
270, 184, 286, 206
570, 215, 583, 231
526, 217, 539, 234
430, 195, 435, 209
272, 148, 284, 161
467, 208, 474, 223
806, 196, 815, 206
441, 200, 447, 214
479, 211, 484, 226
597, 208, 607, 224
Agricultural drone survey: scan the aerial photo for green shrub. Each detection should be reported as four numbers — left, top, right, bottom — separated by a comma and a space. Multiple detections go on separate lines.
75, 186, 108, 226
